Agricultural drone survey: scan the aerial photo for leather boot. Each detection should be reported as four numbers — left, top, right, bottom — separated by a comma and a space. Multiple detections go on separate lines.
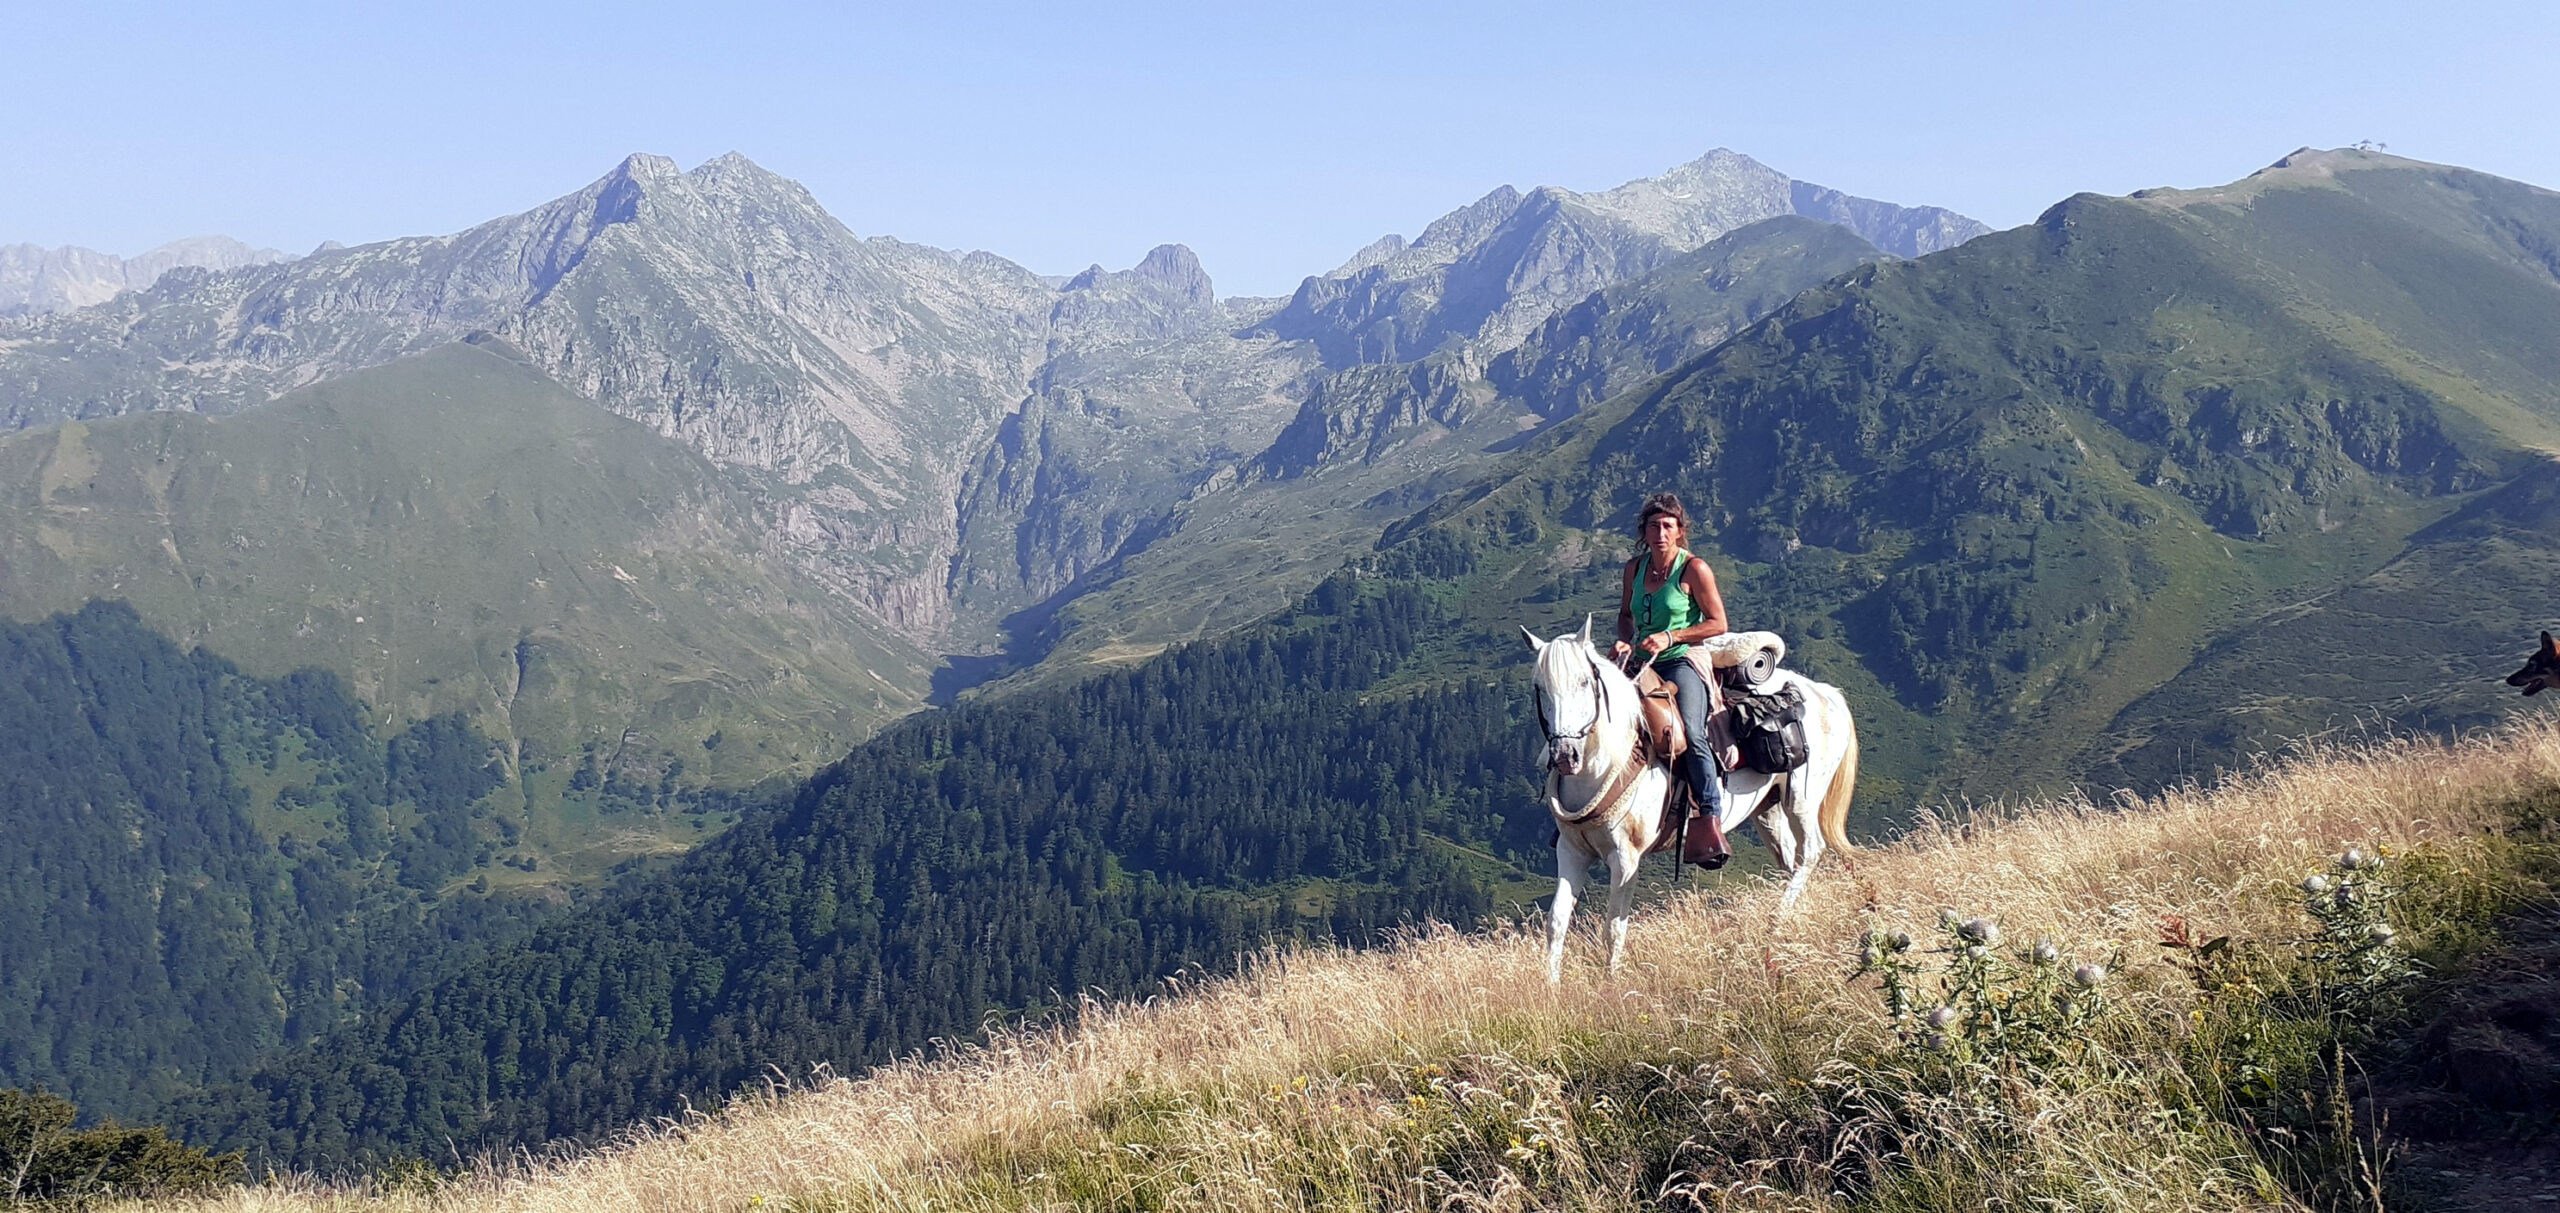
1680, 783, 1730, 869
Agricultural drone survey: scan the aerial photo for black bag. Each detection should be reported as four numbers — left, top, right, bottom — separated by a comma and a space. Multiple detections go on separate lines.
1728, 683, 1810, 774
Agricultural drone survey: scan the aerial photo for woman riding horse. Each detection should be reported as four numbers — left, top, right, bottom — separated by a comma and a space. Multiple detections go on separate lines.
1525, 493, 1860, 978
1612, 492, 1727, 852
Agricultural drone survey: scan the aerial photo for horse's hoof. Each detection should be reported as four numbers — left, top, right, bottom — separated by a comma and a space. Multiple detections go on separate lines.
1698, 850, 1730, 871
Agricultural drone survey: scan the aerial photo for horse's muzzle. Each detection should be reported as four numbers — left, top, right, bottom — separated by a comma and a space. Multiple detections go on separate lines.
1548, 740, 1585, 776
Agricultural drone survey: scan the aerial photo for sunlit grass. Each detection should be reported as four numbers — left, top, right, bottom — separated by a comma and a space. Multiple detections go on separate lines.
117, 717, 2560, 1212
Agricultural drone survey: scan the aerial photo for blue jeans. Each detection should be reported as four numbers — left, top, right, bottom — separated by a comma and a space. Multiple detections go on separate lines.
1663, 659, 1724, 820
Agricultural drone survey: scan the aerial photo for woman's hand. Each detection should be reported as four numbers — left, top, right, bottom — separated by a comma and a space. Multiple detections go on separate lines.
1610, 640, 1633, 661
1638, 632, 1672, 657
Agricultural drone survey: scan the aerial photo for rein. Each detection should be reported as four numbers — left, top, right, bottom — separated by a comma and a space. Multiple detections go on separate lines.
1534, 651, 1610, 746
1538, 651, 1650, 827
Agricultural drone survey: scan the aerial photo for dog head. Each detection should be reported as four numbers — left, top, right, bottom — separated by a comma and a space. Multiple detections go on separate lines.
2507, 631, 2560, 696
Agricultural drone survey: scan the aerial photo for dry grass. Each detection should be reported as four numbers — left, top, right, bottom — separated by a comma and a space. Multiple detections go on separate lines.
114, 719, 2560, 1213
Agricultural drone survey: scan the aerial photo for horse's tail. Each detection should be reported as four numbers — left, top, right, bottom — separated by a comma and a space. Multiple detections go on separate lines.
1819, 697, 1858, 853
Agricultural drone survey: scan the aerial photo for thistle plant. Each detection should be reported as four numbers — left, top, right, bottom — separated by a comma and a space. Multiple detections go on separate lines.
1854, 913, 2118, 1074
2299, 845, 2417, 1021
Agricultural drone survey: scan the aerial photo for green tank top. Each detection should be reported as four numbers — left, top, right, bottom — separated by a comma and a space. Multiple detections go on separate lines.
1632, 549, 1703, 664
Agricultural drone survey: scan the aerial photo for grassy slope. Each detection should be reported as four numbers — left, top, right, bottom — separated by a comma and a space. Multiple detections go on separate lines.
0, 338, 931, 875
139, 716, 2560, 1212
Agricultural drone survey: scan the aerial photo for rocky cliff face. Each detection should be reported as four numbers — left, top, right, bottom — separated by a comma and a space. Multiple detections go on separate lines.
0, 149, 1985, 682
0, 235, 291, 317
0, 155, 1121, 643
947, 244, 1316, 634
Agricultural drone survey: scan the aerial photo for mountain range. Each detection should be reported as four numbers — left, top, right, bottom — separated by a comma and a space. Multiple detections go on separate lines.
0, 148, 1974, 798
1384, 147, 2560, 801
10, 142, 2560, 1167
0, 235, 292, 317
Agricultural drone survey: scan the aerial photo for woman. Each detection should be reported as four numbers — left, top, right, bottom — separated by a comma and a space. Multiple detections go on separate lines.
1611, 492, 1729, 833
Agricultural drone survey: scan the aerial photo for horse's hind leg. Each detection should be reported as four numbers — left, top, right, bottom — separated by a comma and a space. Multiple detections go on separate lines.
1775, 776, 1829, 915
1547, 834, 1593, 984
1754, 781, 1813, 914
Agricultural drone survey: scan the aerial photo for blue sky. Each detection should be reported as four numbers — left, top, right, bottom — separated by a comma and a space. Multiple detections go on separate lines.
6, 1, 2553, 297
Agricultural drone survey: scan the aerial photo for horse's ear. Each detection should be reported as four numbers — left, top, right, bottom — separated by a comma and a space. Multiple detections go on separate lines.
1520, 625, 1545, 651
1580, 614, 1594, 646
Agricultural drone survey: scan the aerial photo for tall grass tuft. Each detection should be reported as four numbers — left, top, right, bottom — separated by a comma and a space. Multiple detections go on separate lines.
111, 719, 2560, 1212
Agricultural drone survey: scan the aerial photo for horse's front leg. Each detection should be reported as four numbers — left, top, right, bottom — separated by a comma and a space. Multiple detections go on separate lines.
1603, 832, 1644, 973
1547, 832, 1593, 984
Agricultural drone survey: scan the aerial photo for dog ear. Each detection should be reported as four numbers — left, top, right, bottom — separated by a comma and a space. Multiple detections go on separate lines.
1520, 625, 1545, 651
2543, 630, 2555, 656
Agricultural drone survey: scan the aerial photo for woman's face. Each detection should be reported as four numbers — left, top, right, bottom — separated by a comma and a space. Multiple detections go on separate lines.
1641, 512, 1682, 556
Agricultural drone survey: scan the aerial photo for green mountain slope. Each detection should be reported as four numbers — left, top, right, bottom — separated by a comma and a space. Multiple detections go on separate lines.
0, 601, 548, 1123
176, 576, 1558, 1167
0, 337, 931, 870
1381, 148, 2560, 806
2083, 456, 2560, 788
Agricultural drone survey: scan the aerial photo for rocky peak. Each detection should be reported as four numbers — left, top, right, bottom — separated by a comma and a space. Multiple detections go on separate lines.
1327, 233, 1410, 278
1050, 244, 1224, 347
683, 152, 837, 224
1579, 148, 1793, 247
1412, 185, 1527, 260
1130, 244, 1213, 300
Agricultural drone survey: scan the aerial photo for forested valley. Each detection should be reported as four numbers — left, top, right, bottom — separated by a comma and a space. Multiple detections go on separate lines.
0, 577, 1565, 1170
0, 602, 554, 1124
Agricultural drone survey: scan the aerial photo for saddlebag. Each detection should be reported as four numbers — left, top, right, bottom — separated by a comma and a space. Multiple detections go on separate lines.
1727, 683, 1811, 774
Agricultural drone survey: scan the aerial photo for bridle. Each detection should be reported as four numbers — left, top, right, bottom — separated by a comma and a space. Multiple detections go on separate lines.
1532, 640, 1656, 827
1535, 647, 1612, 752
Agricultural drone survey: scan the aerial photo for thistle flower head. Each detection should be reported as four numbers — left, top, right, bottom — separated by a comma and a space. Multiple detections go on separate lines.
2032, 939, 2060, 965
2072, 963, 2107, 988
1958, 917, 2001, 946
1927, 1005, 1959, 1029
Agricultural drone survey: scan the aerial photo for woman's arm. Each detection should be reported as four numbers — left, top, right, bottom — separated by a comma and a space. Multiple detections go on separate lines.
1677, 557, 1729, 643
1611, 558, 1638, 658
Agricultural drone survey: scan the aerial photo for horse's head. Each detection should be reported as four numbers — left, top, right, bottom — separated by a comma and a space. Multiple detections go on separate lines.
1521, 616, 1615, 776
2509, 630, 2560, 696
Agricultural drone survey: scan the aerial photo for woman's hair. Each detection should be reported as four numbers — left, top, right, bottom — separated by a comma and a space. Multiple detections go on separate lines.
1637, 492, 1689, 536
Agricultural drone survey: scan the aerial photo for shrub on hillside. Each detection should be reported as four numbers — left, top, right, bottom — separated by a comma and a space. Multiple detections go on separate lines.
0, 1087, 238, 1205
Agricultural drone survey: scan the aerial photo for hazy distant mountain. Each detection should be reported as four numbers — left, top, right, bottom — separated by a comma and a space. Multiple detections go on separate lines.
0, 148, 1982, 735
0, 235, 291, 316
0, 155, 1321, 655
1252, 149, 1987, 365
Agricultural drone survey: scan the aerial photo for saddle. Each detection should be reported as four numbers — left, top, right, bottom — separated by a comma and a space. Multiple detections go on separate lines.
1629, 652, 1739, 772
1630, 653, 1733, 867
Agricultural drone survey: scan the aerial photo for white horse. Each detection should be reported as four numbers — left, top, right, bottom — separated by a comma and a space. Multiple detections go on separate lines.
1521, 619, 1859, 982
